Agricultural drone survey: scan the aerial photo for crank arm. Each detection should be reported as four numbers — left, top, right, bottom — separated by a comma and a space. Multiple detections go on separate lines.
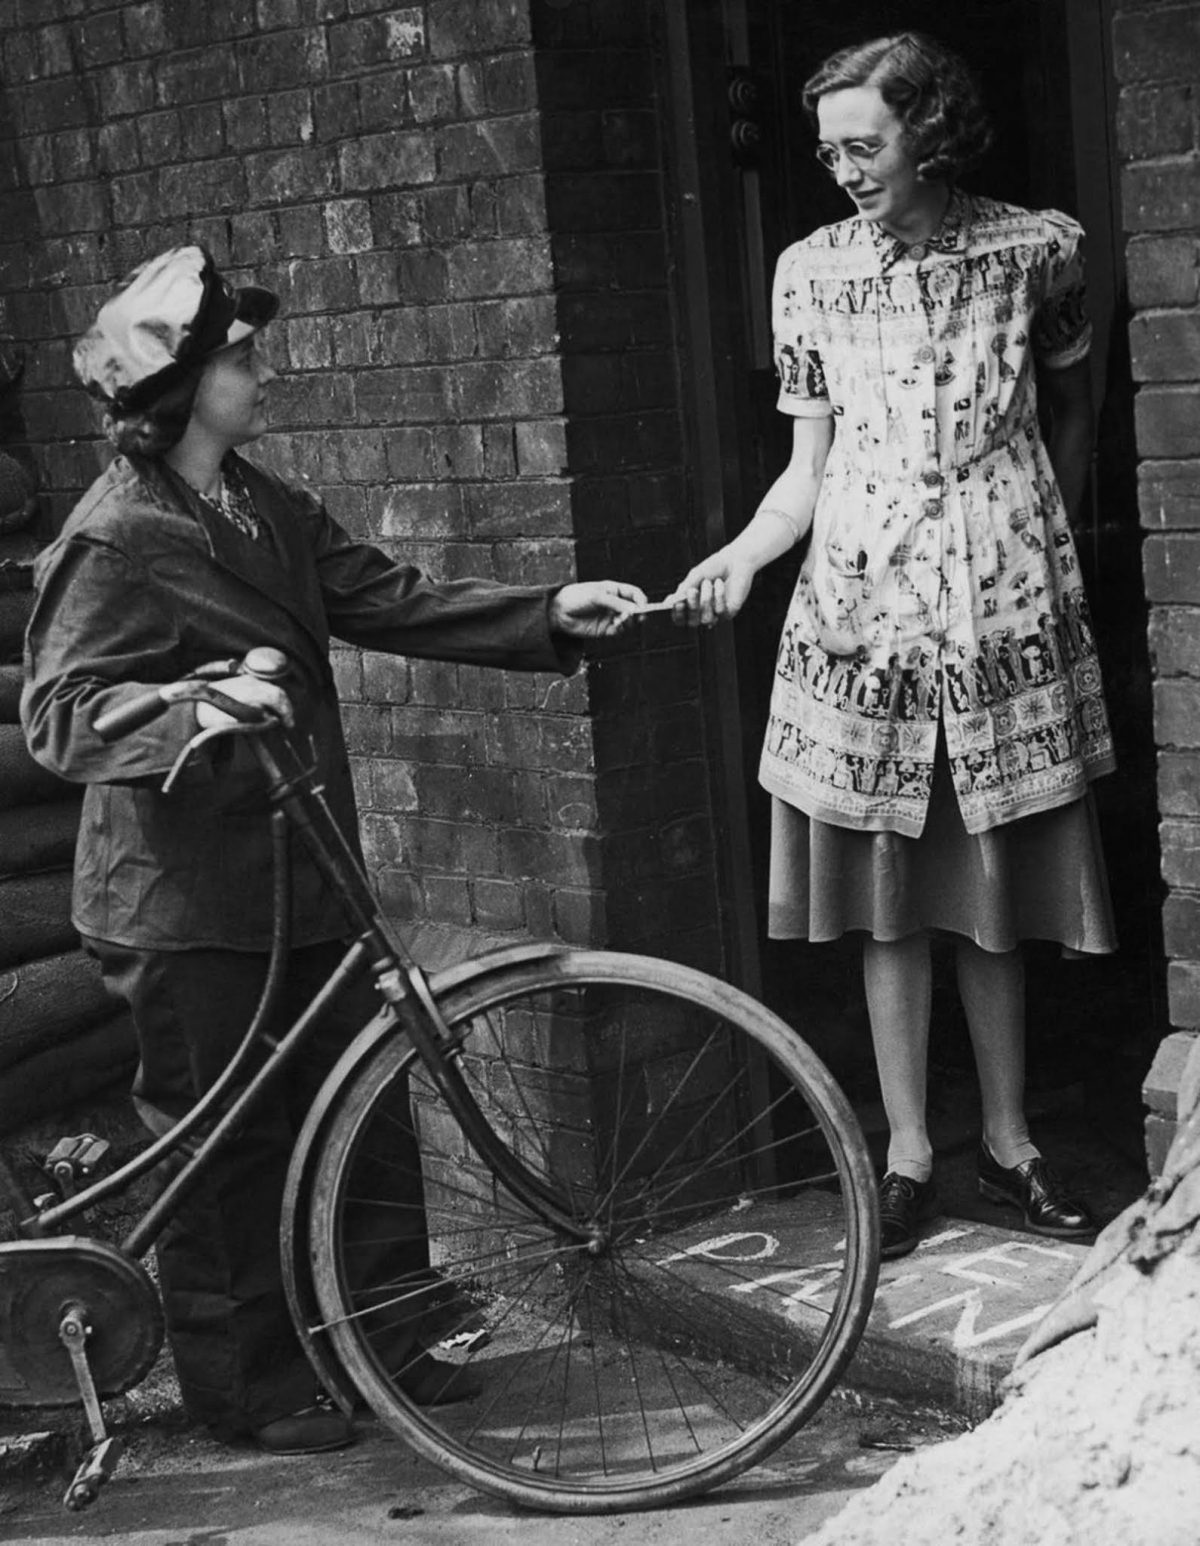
58, 1301, 127, 1510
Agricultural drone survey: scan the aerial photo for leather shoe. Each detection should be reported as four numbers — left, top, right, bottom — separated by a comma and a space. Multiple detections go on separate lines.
251, 1405, 355, 1456
878, 1171, 939, 1260
977, 1145, 1094, 1239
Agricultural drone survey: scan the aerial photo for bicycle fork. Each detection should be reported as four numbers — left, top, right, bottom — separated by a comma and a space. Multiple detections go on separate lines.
377, 960, 607, 1255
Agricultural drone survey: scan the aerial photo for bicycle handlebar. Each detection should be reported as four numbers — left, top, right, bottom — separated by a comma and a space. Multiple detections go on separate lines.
92, 647, 292, 743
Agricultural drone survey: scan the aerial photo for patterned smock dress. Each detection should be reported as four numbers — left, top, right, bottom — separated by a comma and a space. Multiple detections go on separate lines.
763, 192, 1115, 954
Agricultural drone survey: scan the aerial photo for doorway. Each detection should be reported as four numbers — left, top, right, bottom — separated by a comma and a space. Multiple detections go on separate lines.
674, 0, 1162, 1216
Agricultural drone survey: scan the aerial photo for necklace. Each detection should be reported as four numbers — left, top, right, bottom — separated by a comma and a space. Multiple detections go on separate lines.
197, 476, 226, 511
191, 466, 261, 542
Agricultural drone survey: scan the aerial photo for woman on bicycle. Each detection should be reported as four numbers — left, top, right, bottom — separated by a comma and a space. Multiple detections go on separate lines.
668, 32, 1114, 1261
22, 245, 645, 1455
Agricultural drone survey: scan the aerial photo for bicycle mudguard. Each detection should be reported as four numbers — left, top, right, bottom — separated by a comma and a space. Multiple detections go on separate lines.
423, 940, 572, 1002
279, 940, 570, 1409
0, 1237, 162, 1407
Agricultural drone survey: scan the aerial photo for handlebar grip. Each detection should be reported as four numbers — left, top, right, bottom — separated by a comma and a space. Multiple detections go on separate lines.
93, 688, 169, 743
242, 646, 289, 682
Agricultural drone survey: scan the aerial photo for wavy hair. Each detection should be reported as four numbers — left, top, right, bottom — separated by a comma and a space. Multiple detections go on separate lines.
101, 369, 201, 458
802, 32, 993, 184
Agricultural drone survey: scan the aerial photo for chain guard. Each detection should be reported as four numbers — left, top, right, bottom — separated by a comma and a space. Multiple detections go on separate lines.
0, 1237, 163, 1407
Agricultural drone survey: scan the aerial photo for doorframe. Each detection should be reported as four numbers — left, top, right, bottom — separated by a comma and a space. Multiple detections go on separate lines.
659, 0, 764, 998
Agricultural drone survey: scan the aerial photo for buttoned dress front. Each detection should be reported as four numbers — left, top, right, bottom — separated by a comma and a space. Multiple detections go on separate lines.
761, 193, 1115, 952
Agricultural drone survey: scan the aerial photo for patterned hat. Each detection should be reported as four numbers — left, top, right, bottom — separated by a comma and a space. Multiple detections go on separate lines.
73, 246, 278, 411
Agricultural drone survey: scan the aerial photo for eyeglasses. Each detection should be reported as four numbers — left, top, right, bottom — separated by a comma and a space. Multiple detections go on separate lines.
815, 139, 889, 174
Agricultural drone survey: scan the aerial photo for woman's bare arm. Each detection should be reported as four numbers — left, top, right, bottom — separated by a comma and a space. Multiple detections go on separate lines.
1040, 358, 1094, 524
667, 416, 834, 626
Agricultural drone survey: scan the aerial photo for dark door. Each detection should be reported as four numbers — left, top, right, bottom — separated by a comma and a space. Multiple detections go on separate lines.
696, 0, 1162, 1154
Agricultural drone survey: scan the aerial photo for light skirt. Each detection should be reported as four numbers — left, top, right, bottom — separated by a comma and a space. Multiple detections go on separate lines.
767, 746, 1116, 956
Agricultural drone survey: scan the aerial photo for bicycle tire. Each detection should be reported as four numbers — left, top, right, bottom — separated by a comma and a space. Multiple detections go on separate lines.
306, 949, 878, 1513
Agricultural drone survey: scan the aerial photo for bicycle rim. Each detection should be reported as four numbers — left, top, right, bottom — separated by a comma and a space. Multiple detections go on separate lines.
307, 950, 878, 1512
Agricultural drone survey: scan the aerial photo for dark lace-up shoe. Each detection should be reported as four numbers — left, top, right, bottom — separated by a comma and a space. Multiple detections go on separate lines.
878, 1171, 940, 1260
977, 1145, 1095, 1239
251, 1404, 355, 1455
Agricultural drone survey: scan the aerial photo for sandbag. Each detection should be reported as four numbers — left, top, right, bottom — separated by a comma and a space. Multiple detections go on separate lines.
0, 530, 37, 596
0, 724, 77, 808
0, 451, 36, 536
0, 950, 119, 1071
0, 591, 31, 658
0, 664, 22, 723
0, 1011, 136, 1134
0, 801, 79, 880
0, 872, 78, 968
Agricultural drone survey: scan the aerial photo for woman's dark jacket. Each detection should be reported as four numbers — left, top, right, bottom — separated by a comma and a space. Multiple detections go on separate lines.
21, 453, 570, 951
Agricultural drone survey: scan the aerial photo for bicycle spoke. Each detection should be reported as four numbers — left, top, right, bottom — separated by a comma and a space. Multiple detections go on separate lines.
458, 1259, 584, 1457
608, 1248, 794, 1414
609, 1088, 830, 1238
547, 1281, 579, 1477
595, 1023, 727, 1207
313, 1232, 579, 1336
586, 993, 837, 1219
465, 1007, 566, 1200
595, 1021, 635, 1238
500, 1268, 589, 1472
606, 1258, 660, 1473
606, 1251, 754, 1436
604, 1156, 841, 1247
581, 1273, 610, 1479
338, 1182, 559, 1234
614, 1289, 706, 1460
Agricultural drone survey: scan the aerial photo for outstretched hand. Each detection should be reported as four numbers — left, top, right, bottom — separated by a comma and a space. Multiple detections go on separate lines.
664, 550, 755, 628
550, 581, 649, 639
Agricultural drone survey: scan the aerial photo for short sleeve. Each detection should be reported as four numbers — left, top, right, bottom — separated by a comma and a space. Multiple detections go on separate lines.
772, 245, 833, 418
1031, 212, 1092, 371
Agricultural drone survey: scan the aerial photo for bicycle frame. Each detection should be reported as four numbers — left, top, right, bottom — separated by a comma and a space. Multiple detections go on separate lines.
242, 720, 601, 1245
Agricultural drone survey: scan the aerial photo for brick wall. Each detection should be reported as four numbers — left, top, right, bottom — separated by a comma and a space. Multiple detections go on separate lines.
530, 2, 720, 967
0, 0, 722, 980
1116, 0, 1200, 1170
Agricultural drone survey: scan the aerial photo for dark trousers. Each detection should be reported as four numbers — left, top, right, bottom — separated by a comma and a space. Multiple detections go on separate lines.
86, 938, 429, 1437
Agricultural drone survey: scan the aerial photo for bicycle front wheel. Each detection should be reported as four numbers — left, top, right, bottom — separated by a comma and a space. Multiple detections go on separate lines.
307, 950, 878, 1513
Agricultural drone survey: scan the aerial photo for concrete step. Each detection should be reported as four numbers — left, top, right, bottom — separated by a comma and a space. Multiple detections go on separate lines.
640, 1193, 1089, 1421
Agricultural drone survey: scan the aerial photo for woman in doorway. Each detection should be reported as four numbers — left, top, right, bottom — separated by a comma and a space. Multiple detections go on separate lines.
667, 32, 1115, 1259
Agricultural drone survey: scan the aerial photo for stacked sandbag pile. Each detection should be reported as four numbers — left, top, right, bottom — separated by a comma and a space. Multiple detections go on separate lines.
0, 368, 135, 1138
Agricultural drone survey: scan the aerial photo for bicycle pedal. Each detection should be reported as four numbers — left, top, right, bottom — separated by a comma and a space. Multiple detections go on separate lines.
43, 1135, 111, 1198
63, 1435, 125, 1511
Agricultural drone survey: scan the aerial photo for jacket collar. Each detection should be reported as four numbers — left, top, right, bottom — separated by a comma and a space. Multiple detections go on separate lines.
140, 453, 330, 663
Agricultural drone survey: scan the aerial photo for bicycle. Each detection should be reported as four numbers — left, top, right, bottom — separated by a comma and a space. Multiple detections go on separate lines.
0, 646, 879, 1515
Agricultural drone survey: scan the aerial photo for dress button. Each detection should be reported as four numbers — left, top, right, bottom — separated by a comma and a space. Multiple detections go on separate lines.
922, 470, 942, 487
923, 499, 944, 519
915, 345, 935, 364
909, 243, 927, 261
